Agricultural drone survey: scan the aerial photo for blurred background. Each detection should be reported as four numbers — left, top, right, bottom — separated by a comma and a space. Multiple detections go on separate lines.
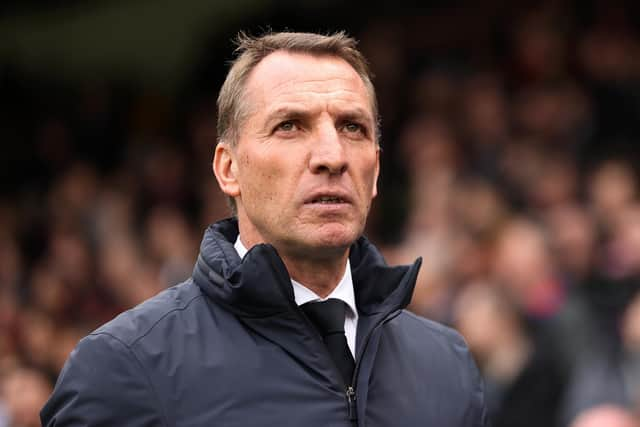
2, 0, 640, 426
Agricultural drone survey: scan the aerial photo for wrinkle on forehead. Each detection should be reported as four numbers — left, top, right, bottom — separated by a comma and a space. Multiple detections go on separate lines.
249, 75, 368, 109
266, 75, 364, 94
243, 51, 373, 115
262, 87, 370, 109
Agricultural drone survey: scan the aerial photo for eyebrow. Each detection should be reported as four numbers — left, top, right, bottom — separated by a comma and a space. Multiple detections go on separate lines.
335, 108, 374, 124
265, 107, 311, 122
265, 106, 374, 124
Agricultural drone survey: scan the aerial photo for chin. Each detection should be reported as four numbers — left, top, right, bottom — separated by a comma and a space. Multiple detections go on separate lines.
311, 223, 361, 249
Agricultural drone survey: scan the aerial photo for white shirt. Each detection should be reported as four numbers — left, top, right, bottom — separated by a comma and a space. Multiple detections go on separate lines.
234, 237, 358, 357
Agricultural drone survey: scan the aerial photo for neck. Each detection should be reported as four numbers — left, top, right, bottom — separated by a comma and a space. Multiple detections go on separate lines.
280, 251, 349, 298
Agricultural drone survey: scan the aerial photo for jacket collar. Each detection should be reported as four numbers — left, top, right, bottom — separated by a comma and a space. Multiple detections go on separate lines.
192, 218, 422, 320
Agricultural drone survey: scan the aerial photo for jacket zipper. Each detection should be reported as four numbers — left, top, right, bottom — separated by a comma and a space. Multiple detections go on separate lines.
346, 385, 357, 422
345, 309, 403, 425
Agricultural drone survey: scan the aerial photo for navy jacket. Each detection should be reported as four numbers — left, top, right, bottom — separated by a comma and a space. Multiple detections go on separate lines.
42, 218, 488, 426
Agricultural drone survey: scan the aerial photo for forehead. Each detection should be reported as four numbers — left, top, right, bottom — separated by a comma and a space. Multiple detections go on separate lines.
243, 51, 373, 119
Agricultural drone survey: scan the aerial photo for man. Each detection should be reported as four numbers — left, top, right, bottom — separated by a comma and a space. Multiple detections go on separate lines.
41, 31, 487, 426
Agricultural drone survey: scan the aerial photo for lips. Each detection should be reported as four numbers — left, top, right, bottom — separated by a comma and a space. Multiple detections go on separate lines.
312, 196, 346, 204
305, 190, 352, 205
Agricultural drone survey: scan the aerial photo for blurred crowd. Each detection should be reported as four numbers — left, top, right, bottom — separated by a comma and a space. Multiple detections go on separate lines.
3, 1, 640, 426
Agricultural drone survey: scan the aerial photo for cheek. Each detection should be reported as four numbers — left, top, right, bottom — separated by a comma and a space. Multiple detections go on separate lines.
238, 152, 288, 205
357, 154, 379, 195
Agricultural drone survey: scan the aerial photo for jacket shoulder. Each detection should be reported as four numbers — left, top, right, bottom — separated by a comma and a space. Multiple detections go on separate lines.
41, 328, 169, 426
396, 309, 469, 347
390, 310, 489, 426
93, 278, 205, 347
41, 281, 204, 426
390, 311, 482, 394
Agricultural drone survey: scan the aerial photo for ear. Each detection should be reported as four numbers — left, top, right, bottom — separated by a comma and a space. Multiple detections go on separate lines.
371, 147, 380, 199
213, 143, 240, 198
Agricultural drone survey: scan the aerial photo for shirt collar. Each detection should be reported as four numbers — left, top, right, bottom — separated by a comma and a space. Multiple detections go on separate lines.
234, 236, 358, 318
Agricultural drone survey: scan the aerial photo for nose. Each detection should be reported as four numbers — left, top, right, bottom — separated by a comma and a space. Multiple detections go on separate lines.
309, 124, 348, 175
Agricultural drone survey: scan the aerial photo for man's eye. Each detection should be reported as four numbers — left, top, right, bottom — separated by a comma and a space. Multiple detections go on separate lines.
343, 122, 365, 134
276, 121, 297, 132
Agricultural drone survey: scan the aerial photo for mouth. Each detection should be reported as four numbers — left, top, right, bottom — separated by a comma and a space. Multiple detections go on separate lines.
304, 191, 352, 205
310, 196, 347, 204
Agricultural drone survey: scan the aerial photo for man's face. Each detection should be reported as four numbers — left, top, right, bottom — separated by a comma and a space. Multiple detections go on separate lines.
215, 51, 379, 259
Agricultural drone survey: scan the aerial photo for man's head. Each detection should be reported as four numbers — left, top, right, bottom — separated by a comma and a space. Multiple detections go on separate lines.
213, 31, 380, 261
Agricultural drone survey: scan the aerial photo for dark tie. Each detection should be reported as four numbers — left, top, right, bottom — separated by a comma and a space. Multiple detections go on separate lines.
302, 299, 355, 385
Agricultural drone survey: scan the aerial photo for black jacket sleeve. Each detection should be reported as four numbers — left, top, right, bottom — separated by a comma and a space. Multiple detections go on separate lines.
40, 332, 167, 426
